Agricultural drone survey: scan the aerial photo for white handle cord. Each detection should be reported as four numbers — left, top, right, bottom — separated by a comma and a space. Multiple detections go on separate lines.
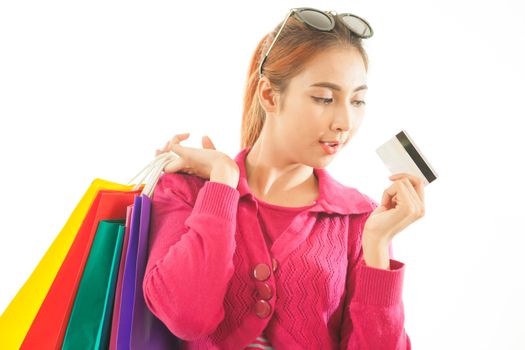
127, 151, 178, 197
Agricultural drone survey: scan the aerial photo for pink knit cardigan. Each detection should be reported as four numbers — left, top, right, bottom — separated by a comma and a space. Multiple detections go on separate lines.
143, 146, 411, 349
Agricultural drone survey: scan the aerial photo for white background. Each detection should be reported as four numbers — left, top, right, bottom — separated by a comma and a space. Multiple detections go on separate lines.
1, 0, 524, 348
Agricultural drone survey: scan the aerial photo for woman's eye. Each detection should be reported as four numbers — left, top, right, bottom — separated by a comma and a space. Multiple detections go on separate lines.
352, 100, 366, 107
312, 96, 333, 104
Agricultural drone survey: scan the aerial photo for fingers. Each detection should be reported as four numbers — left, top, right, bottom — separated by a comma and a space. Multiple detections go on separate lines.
169, 132, 190, 153
380, 185, 397, 210
389, 173, 425, 203
381, 183, 413, 211
155, 141, 170, 156
202, 135, 216, 150
170, 132, 190, 146
155, 132, 189, 157
388, 173, 425, 217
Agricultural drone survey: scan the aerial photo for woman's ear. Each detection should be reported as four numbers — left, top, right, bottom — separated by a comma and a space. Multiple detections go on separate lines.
257, 76, 280, 114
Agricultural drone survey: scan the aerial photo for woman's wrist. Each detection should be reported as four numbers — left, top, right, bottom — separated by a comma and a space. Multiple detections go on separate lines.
361, 232, 390, 270
210, 158, 240, 189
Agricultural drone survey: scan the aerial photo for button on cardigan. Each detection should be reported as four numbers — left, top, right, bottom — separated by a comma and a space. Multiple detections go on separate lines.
143, 146, 411, 349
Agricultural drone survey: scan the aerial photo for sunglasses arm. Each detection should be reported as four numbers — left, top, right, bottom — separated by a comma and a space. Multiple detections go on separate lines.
258, 9, 296, 78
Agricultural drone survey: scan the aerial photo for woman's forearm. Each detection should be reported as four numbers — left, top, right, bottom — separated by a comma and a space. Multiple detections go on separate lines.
361, 232, 390, 270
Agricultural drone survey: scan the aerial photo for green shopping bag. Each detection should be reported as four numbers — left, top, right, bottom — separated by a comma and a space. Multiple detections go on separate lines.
0, 180, 136, 350
61, 219, 126, 350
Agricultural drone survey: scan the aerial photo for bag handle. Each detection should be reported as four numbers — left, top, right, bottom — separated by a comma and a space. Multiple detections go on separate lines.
127, 151, 177, 197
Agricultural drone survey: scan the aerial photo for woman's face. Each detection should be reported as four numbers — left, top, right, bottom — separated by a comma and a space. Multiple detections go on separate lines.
263, 46, 368, 169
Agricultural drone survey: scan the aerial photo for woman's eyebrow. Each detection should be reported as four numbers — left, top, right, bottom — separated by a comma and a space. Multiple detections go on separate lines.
309, 82, 368, 92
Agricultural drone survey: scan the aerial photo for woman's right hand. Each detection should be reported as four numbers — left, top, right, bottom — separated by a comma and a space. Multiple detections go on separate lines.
155, 132, 237, 181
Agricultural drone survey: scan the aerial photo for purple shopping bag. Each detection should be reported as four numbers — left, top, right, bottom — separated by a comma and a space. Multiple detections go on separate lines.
116, 195, 142, 349
117, 194, 180, 349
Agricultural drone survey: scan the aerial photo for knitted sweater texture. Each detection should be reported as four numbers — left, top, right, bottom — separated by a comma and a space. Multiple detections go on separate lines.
143, 146, 411, 349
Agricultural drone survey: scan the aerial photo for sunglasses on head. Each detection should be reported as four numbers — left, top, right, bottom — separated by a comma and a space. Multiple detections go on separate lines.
258, 7, 374, 78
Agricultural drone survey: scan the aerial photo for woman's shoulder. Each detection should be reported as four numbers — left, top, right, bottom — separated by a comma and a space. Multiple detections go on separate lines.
153, 172, 207, 206
317, 168, 378, 215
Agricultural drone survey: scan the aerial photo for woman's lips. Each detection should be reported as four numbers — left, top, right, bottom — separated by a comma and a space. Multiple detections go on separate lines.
319, 141, 340, 155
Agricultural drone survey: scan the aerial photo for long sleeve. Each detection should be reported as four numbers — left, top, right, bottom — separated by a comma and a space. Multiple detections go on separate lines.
339, 199, 411, 349
142, 173, 240, 341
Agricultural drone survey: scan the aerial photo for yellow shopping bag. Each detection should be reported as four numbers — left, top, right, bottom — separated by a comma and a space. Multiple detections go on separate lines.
0, 179, 136, 350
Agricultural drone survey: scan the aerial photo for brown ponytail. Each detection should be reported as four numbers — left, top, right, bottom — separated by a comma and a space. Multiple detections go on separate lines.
240, 14, 370, 150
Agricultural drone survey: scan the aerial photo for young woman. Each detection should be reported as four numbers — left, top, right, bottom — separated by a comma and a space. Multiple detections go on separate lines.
143, 7, 425, 349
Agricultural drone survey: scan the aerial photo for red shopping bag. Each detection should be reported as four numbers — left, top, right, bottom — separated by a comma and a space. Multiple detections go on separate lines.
20, 188, 141, 349
108, 204, 134, 350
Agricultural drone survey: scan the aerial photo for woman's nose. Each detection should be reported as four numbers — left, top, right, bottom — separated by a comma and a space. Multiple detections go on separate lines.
332, 106, 354, 132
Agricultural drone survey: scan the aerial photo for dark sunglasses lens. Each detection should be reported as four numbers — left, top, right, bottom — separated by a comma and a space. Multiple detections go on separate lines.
341, 15, 372, 37
300, 10, 333, 30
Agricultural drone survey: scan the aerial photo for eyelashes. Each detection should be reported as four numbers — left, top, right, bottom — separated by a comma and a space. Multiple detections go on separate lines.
312, 97, 333, 104
311, 96, 366, 106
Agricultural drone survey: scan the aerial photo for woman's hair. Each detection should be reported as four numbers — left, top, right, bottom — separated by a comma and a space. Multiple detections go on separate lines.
240, 14, 370, 149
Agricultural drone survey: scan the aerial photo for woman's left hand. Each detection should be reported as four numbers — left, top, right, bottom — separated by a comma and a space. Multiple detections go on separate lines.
363, 173, 426, 245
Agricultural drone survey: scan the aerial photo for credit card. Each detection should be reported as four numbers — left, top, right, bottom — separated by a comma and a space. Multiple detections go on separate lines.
375, 130, 438, 186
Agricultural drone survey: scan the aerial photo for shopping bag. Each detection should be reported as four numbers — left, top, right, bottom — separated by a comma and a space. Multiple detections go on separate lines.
131, 193, 180, 349
108, 204, 134, 350
0, 179, 136, 350
20, 188, 141, 350
116, 195, 143, 349
2, 151, 181, 350
117, 153, 181, 349
61, 219, 126, 349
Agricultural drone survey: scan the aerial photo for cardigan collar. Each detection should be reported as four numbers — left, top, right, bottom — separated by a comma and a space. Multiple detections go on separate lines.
233, 146, 374, 215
